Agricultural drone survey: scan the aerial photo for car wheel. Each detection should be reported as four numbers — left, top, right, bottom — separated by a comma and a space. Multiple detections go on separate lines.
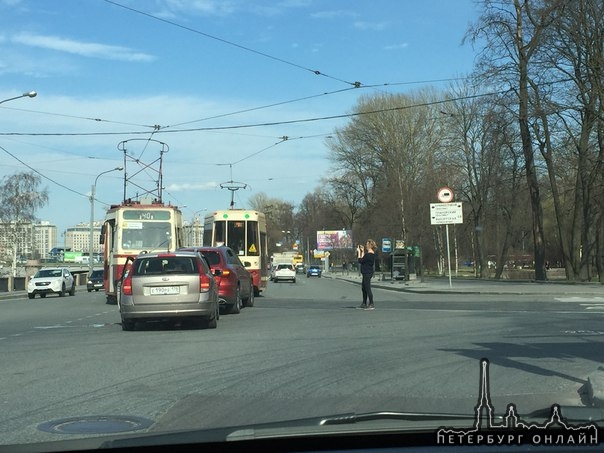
59, 284, 65, 297
229, 286, 241, 314
28, 293, 35, 299
40, 293, 46, 298
87, 289, 92, 292
293, 278, 296, 283
121, 317, 135, 331
207, 307, 218, 329
243, 282, 254, 307
69, 283, 75, 296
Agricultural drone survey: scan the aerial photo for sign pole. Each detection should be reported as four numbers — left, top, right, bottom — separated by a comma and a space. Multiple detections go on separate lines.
445, 224, 452, 288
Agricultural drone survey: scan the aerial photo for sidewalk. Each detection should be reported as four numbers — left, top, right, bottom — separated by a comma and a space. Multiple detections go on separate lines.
331, 272, 603, 296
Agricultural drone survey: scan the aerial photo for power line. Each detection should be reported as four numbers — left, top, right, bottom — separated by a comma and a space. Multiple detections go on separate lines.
0, 89, 506, 137
102, 0, 361, 87
0, 144, 89, 199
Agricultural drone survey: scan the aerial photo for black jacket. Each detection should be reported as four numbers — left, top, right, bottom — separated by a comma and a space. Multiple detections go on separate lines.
358, 252, 376, 275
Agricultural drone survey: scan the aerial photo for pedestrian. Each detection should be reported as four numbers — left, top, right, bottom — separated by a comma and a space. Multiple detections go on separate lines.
357, 239, 376, 310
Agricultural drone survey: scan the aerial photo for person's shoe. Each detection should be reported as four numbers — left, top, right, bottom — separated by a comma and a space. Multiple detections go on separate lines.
365, 304, 375, 310
357, 304, 367, 310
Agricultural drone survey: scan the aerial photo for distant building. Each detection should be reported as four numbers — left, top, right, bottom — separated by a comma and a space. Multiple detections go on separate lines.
0, 220, 57, 262
65, 222, 103, 253
34, 221, 58, 259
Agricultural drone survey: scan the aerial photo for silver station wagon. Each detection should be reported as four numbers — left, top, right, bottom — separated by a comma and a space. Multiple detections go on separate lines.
118, 251, 219, 331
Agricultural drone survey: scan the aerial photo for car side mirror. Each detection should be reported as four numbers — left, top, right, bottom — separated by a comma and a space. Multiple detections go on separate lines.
213, 269, 222, 276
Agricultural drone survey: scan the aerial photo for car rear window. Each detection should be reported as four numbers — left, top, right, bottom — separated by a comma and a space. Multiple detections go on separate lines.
201, 251, 221, 266
133, 257, 199, 275
278, 264, 293, 270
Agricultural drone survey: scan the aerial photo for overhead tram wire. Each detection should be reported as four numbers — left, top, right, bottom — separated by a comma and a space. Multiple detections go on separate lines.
102, 0, 361, 88
0, 76, 471, 138
0, 90, 507, 137
162, 77, 470, 129
1, 144, 92, 199
0, 105, 158, 130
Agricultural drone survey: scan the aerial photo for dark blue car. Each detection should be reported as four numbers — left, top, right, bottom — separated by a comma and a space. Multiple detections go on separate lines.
307, 265, 322, 278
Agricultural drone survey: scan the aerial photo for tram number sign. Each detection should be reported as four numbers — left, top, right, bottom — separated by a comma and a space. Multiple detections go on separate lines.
430, 203, 463, 225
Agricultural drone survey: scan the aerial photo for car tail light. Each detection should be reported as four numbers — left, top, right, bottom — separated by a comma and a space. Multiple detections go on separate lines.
200, 273, 211, 292
122, 274, 133, 295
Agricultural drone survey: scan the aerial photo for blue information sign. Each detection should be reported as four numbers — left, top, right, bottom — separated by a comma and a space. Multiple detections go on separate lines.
382, 238, 392, 253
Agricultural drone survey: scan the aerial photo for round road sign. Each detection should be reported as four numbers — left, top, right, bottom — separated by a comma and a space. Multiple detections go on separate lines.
437, 187, 454, 203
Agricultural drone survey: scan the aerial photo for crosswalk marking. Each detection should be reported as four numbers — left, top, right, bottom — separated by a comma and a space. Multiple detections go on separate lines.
554, 296, 604, 311
554, 296, 604, 303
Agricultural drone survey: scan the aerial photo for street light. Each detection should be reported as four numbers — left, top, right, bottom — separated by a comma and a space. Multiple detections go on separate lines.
89, 167, 123, 274
1, 91, 36, 283
190, 209, 207, 246
0, 91, 37, 105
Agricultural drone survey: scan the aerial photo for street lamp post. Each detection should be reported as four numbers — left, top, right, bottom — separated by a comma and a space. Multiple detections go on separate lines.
1, 91, 36, 284
89, 167, 123, 274
192, 209, 207, 246
0, 91, 37, 105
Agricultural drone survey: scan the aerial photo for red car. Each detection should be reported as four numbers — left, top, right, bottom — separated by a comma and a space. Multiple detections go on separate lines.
179, 246, 254, 314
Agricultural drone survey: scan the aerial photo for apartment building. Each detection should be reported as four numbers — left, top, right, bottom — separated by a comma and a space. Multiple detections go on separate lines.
0, 220, 57, 262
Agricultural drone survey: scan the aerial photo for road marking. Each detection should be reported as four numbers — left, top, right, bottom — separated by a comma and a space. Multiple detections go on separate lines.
555, 296, 604, 302
34, 325, 76, 329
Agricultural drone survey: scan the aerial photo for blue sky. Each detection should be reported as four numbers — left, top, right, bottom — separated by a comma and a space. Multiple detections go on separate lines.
0, 0, 480, 238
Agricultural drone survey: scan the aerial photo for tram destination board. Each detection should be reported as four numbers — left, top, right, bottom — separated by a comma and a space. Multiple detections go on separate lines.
430, 203, 463, 225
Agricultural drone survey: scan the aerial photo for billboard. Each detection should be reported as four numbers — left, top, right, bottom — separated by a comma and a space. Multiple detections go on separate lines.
316, 230, 353, 250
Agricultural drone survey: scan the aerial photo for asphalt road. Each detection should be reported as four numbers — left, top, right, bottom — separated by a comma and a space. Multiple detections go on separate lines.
1, 277, 603, 448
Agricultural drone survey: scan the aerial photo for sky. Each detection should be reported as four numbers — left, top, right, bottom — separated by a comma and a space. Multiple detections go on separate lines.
0, 0, 481, 241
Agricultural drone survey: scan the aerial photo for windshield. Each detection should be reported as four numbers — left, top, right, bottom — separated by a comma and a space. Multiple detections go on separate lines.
3, 1, 604, 452
34, 269, 62, 278
121, 222, 172, 250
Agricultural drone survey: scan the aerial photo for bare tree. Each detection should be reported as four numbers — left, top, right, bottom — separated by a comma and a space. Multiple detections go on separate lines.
467, 0, 564, 280
0, 172, 48, 277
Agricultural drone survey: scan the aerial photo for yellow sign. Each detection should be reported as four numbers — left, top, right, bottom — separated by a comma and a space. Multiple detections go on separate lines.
248, 243, 257, 253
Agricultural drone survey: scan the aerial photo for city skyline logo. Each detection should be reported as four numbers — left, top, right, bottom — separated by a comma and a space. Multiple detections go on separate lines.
436, 358, 599, 447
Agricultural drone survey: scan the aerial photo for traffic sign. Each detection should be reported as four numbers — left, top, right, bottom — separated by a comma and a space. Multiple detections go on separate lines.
382, 238, 392, 253
430, 203, 463, 225
437, 187, 454, 203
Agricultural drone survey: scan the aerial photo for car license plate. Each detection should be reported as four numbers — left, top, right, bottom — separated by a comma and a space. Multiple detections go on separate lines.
150, 286, 180, 295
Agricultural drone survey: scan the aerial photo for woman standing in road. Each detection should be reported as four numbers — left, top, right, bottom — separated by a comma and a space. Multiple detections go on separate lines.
357, 239, 377, 310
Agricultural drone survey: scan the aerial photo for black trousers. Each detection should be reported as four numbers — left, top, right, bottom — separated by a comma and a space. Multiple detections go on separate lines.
361, 273, 373, 305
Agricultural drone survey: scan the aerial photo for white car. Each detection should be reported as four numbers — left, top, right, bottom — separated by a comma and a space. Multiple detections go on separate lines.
272, 263, 296, 283
27, 267, 76, 299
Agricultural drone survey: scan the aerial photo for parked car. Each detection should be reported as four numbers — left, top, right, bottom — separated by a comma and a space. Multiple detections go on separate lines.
86, 269, 104, 292
27, 267, 76, 299
118, 251, 219, 331
273, 263, 296, 283
179, 246, 254, 314
307, 265, 322, 278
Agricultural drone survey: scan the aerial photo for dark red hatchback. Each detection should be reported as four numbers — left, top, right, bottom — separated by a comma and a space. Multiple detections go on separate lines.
179, 246, 254, 314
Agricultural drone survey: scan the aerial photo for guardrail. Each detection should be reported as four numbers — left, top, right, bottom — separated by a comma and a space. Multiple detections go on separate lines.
0, 265, 100, 293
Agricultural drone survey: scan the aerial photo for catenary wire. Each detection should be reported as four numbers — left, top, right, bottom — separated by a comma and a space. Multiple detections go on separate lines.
102, 0, 360, 87
0, 90, 507, 137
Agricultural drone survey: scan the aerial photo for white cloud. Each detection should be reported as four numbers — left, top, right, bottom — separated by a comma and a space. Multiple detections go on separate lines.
384, 43, 409, 50
166, 182, 219, 191
11, 33, 155, 62
353, 21, 388, 31
311, 10, 358, 19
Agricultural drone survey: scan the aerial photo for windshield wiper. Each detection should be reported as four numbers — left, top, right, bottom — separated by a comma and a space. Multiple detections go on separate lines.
319, 411, 491, 425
